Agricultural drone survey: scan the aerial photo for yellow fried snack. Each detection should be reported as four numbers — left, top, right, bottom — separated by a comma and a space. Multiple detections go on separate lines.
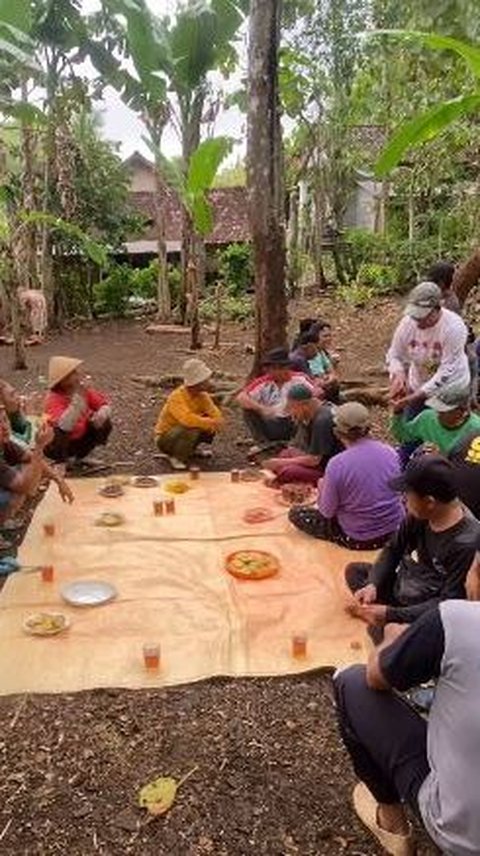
95, 512, 125, 527
164, 480, 190, 495
23, 612, 69, 636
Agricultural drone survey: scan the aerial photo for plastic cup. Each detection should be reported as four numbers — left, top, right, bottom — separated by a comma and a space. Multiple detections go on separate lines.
43, 520, 55, 538
41, 565, 54, 583
292, 633, 308, 659
230, 469, 240, 483
189, 466, 200, 481
153, 500, 164, 517
143, 643, 160, 671
165, 498, 176, 515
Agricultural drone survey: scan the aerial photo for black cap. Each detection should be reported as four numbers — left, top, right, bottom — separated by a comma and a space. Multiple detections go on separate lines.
389, 455, 458, 503
262, 347, 293, 367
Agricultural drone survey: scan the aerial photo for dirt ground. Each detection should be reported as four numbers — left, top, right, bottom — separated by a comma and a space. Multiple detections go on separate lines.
0, 295, 438, 856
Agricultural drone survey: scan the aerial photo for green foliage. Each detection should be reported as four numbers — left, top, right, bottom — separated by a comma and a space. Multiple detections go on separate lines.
94, 263, 132, 315
356, 262, 397, 293
337, 282, 376, 308
200, 293, 253, 324
218, 242, 253, 296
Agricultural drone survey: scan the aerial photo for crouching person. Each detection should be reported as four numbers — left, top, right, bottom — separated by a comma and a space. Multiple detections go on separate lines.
44, 357, 112, 465
334, 595, 480, 855
155, 359, 223, 471
0, 406, 73, 536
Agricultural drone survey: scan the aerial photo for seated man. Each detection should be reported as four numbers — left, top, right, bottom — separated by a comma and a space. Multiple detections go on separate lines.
391, 383, 480, 455
237, 348, 313, 450
448, 429, 480, 519
263, 385, 342, 486
289, 332, 319, 376
155, 359, 223, 470
0, 380, 34, 447
334, 596, 480, 855
289, 403, 404, 550
0, 406, 73, 537
346, 455, 480, 632
44, 357, 112, 464
291, 317, 319, 351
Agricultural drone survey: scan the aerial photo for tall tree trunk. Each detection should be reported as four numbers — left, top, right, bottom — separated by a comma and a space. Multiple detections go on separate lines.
188, 261, 201, 350
154, 167, 170, 321
453, 248, 480, 306
40, 51, 60, 322
1, 264, 27, 370
286, 187, 299, 297
247, 0, 287, 375
313, 181, 326, 290
20, 80, 38, 290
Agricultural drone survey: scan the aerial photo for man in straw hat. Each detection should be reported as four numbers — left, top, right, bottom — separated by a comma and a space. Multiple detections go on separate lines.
44, 356, 112, 465
155, 358, 223, 470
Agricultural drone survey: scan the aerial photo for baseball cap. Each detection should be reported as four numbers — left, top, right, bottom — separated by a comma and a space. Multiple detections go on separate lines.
426, 384, 471, 413
404, 282, 442, 320
389, 455, 458, 502
333, 402, 370, 433
263, 348, 293, 368
286, 384, 314, 403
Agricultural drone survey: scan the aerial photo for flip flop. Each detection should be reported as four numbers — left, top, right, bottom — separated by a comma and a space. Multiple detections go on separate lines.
352, 783, 414, 856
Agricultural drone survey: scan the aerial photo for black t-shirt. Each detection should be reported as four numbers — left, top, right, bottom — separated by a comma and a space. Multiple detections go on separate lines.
448, 431, 480, 518
370, 513, 480, 623
295, 405, 342, 466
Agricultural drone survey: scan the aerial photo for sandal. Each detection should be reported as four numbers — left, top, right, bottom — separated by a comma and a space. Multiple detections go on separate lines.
353, 783, 414, 855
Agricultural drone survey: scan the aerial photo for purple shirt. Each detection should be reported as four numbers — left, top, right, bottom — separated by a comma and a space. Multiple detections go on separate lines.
319, 438, 404, 541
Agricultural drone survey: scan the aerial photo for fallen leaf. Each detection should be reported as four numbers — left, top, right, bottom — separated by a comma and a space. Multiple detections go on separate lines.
138, 777, 177, 816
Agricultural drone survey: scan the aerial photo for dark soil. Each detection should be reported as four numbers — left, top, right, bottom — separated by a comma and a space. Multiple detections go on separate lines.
0, 296, 437, 855
0, 675, 436, 855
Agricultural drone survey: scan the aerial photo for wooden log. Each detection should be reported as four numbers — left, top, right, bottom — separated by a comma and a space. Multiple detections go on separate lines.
145, 324, 191, 335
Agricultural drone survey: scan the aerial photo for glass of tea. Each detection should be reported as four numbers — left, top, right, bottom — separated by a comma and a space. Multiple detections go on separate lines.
292, 633, 308, 659
41, 565, 54, 583
165, 498, 176, 515
189, 466, 200, 481
230, 469, 240, 483
153, 500, 164, 516
143, 643, 160, 671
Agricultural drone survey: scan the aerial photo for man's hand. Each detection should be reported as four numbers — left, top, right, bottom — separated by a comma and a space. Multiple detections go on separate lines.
34, 421, 53, 451
347, 602, 387, 627
90, 405, 110, 429
354, 583, 377, 605
391, 390, 427, 411
389, 374, 407, 400
57, 478, 74, 504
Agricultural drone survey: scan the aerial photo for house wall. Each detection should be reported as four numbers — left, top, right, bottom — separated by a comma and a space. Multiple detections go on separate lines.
343, 178, 381, 232
130, 163, 155, 193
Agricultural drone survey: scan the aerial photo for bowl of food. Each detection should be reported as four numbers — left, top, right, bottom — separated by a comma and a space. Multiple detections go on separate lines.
131, 476, 158, 488
95, 511, 125, 528
23, 612, 70, 637
164, 480, 190, 495
243, 507, 275, 525
99, 483, 124, 498
278, 483, 315, 507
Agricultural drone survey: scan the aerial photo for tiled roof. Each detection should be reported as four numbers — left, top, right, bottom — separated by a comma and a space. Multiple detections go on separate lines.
130, 185, 251, 245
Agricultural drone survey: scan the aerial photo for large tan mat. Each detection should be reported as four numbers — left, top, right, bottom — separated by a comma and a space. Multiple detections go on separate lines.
0, 474, 374, 695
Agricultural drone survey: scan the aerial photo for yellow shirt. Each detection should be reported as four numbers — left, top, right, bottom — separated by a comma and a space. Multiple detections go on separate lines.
155, 385, 223, 436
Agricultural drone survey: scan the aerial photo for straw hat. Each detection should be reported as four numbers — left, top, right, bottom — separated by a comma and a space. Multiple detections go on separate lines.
48, 356, 84, 389
183, 358, 212, 387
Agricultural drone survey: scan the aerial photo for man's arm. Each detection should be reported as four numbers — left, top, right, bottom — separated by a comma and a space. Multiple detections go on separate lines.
369, 517, 414, 592
386, 320, 408, 392
366, 606, 445, 692
317, 463, 340, 519
421, 319, 468, 397
8, 424, 53, 495
167, 393, 219, 432
390, 411, 427, 445
201, 394, 223, 426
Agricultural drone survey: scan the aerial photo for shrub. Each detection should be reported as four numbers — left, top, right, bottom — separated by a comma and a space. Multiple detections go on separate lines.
199, 293, 253, 324
356, 262, 397, 293
337, 282, 376, 308
218, 243, 253, 296
94, 264, 133, 315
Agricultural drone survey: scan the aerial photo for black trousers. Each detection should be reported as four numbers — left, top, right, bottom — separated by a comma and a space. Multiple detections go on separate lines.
243, 410, 294, 444
45, 420, 112, 463
334, 665, 429, 809
289, 508, 393, 551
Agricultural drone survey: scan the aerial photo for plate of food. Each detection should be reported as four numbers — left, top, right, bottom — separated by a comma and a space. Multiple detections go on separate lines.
225, 550, 280, 580
131, 476, 158, 488
61, 580, 118, 607
23, 612, 70, 637
242, 507, 276, 525
277, 483, 316, 508
164, 480, 190, 495
95, 511, 125, 528
98, 483, 124, 498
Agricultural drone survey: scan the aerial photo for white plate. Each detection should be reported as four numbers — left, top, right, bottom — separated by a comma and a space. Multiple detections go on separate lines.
61, 580, 118, 607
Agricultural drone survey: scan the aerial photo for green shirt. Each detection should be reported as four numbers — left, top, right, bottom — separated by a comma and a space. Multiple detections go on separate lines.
391, 409, 480, 455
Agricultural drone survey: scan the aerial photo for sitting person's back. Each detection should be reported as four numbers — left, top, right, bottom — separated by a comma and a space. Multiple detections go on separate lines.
448, 429, 480, 518
289, 403, 403, 549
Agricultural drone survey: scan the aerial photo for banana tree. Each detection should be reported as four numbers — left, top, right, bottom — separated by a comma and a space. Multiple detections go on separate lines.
99, 0, 246, 321
147, 135, 233, 348
373, 30, 480, 301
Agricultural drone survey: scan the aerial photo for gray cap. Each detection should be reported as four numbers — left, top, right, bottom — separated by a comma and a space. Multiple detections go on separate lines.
334, 402, 370, 433
404, 281, 442, 320
426, 384, 471, 413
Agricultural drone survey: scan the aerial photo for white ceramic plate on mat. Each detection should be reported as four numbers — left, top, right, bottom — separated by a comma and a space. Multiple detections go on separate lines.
61, 580, 118, 607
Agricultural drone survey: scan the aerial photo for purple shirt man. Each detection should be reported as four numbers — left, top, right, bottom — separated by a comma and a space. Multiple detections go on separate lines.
319, 437, 404, 541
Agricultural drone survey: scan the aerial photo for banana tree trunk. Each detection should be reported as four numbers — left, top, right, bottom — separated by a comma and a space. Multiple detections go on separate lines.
1, 265, 27, 370
188, 261, 201, 351
247, 0, 287, 375
154, 167, 171, 321
20, 80, 38, 289
179, 91, 205, 323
